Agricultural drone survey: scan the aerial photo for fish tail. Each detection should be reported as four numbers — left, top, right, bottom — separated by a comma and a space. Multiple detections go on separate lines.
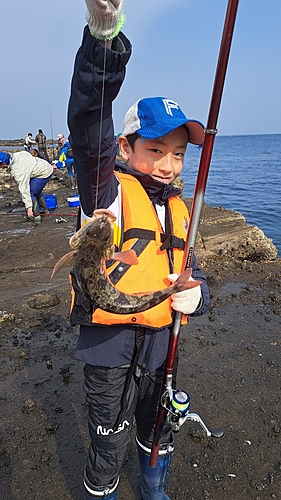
173, 269, 202, 292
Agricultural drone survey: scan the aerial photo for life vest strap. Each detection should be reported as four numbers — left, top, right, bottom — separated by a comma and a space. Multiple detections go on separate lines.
108, 237, 151, 285
160, 234, 185, 251
123, 228, 156, 242
123, 228, 185, 251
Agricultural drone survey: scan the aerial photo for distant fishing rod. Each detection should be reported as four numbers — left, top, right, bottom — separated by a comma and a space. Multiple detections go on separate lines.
49, 106, 56, 161
150, 0, 240, 467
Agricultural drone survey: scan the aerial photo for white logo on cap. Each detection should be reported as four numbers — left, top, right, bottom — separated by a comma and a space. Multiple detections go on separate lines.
162, 99, 180, 116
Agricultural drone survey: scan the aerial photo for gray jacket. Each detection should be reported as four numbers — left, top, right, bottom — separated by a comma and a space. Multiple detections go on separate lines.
8, 151, 53, 209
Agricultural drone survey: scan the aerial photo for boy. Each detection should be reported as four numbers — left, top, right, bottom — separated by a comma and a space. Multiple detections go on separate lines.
67, 1, 210, 499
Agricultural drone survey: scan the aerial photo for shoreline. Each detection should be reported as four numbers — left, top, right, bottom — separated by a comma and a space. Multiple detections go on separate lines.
0, 172, 280, 499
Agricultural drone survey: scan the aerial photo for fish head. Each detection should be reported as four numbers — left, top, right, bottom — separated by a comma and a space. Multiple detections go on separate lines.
70, 209, 116, 250
85, 215, 114, 258
93, 208, 117, 227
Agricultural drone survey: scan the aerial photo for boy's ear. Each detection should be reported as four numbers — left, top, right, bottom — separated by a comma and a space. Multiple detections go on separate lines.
118, 136, 131, 161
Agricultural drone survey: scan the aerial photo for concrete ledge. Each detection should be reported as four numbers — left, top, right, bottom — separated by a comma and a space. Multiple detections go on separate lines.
183, 198, 278, 261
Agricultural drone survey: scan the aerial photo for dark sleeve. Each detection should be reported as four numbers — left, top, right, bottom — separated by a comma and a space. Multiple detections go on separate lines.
67, 26, 132, 217
190, 253, 210, 316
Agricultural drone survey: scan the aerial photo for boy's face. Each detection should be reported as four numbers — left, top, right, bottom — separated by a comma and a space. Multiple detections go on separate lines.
119, 126, 189, 184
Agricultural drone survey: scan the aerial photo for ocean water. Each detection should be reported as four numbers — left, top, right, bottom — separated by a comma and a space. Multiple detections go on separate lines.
182, 134, 281, 258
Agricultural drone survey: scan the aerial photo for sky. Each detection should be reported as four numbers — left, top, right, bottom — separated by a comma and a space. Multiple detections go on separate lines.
1, 0, 281, 140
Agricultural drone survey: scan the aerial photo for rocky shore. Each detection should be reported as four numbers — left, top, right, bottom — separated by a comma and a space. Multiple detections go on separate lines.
0, 165, 280, 499
184, 199, 278, 262
0, 141, 60, 164
0, 139, 56, 146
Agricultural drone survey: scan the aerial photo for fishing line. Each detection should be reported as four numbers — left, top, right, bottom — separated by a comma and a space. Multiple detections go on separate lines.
94, 48, 106, 211
94, 14, 111, 212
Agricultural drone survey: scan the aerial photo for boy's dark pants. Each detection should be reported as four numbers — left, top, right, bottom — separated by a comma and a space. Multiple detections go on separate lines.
83, 362, 172, 489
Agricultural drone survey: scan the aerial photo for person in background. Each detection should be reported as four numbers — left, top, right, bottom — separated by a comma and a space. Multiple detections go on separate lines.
24, 133, 36, 152
114, 132, 122, 156
0, 150, 53, 218
35, 129, 49, 161
30, 147, 50, 162
57, 133, 65, 156
67, 1, 210, 499
57, 137, 77, 189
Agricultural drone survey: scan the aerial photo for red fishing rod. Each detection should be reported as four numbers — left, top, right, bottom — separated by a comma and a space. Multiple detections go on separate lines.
150, 0, 240, 467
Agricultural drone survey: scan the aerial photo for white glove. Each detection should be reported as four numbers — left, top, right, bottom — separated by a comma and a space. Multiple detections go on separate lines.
85, 0, 125, 40
168, 273, 202, 315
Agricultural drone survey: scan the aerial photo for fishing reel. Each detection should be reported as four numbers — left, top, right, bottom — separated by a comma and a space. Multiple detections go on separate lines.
161, 389, 224, 438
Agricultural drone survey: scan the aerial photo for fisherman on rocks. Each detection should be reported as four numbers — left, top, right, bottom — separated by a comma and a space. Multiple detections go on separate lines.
0, 150, 53, 219
66, 1, 210, 499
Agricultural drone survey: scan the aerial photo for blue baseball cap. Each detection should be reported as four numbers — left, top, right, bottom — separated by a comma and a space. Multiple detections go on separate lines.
122, 97, 205, 145
0, 152, 10, 165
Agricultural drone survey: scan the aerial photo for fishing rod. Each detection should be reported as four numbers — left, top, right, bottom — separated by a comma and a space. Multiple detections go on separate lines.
150, 0, 240, 467
49, 106, 56, 161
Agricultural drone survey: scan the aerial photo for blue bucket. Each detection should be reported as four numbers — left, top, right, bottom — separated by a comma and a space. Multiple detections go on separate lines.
44, 194, 58, 211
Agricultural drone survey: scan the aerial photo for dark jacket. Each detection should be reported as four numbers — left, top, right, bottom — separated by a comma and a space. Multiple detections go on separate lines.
67, 27, 210, 371
35, 132, 46, 146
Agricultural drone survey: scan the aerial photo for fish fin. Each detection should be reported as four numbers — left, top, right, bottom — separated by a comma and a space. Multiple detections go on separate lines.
173, 269, 202, 292
69, 214, 98, 249
112, 250, 139, 265
51, 250, 77, 278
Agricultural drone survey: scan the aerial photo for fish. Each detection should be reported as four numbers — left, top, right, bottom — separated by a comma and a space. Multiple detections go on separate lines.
51, 209, 202, 314
51, 209, 138, 276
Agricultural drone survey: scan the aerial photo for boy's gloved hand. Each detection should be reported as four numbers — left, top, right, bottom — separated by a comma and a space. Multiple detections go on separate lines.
168, 273, 202, 315
85, 0, 125, 40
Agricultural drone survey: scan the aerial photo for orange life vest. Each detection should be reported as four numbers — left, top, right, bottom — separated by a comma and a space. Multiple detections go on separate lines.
70, 172, 189, 328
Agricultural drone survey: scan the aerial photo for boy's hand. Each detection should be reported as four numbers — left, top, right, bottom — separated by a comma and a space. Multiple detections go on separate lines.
168, 273, 202, 315
85, 0, 125, 40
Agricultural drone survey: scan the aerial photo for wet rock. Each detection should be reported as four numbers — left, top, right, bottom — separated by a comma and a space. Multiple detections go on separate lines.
183, 200, 278, 261
188, 428, 208, 442
203, 489, 211, 498
213, 472, 225, 482
195, 335, 209, 347
46, 360, 53, 370
0, 311, 15, 328
59, 364, 71, 384
0, 449, 11, 469
172, 176, 184, 195
21, 399, 36, 415
207, 274, 221, 285
54, 406, 63, 414
44, 420, 58, 435
250, 478, 269, 490
27, 293, 60, 310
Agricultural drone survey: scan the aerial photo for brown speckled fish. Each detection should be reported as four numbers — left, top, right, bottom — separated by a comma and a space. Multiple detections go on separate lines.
51, 209, 201, 314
